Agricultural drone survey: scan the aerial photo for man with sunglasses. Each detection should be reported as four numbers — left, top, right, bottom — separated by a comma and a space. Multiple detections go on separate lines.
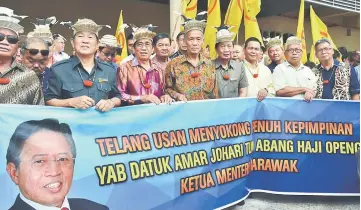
97, 34, 121, 70
21, 37, 51, 94
0, 7, 44, 105
312, 38, 360, 100
45, 18, 121, 112
273, 37, 317, 102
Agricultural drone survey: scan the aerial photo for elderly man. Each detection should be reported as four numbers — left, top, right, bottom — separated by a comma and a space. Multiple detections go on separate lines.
165, 14, 218, 101
21, 37, 50, 94
97, 34, 121, 70
232, 44, 244, 62
169, 31, 187, 60
0, 7, 44, 105
7, 119, 109, 210
243, 37, 274, 101
273, 37, 316, 101
152, 33, 171, 73
267, 38, 284, 73
52, 33, 69, 63
45, 19, 121, 112
312, 38, 360, 100
117, 26, 173, 105
213, 26, 248, 98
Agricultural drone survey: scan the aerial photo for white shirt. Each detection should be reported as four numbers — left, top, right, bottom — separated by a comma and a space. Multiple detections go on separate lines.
244, 60, 275, 97
20, 192, 71, 210
273, 62, 317, 98
53, 52, 70, 63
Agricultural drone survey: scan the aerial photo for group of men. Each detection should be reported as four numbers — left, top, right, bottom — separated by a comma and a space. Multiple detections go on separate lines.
0, 7, 360, 113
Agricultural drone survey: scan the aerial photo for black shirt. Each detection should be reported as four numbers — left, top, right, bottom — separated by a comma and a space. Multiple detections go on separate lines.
45, 56, 121, 103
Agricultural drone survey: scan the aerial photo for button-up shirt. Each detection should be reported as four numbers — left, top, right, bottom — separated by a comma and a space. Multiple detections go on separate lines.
213, 59, 248, 98
273, 62, 317, 98
165, 54, 218, 101
20, 192, 71, 210
0, 62, 44, 105
45, 56, 121, 104
244, 60, 275, 97
318, 60, 360, 99
117, 57, 165, 104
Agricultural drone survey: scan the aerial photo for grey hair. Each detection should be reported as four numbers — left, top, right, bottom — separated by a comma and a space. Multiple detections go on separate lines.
20, 37, 49, 55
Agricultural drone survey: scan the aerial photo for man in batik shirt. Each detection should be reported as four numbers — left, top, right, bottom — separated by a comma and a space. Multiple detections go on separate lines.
0, 7, 43, 104
165, 13, 218, 101
117, 26, 173, 105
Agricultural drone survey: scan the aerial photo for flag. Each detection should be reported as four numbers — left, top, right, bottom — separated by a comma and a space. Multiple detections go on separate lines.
243, 0, 264, 46
115, 10, 128, 64
224, 0, 243, 40
182, 0, 198, 19
296, 0, 307, 64
309, 6, 338, 63
203, 0, 221, 59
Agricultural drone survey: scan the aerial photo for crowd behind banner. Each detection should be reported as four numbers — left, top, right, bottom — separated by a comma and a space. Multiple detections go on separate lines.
0, 4, 360, 209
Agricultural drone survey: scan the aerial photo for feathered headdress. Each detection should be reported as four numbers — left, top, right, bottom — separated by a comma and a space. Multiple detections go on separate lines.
0, 7, 27, 34
60, 18, 111, 37
215, 25, 234, 43
27, 16, 57, 43
131, 24, 157, 43
177, 11, 207, 34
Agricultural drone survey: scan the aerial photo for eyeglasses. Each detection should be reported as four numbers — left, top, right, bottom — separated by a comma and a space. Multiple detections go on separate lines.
101, 51, 116, 58
24, 47, 50, 56
29, 156, 75, 170
286, 49, 303, 53
317, 47, 332, 53
0, 33, 19, 44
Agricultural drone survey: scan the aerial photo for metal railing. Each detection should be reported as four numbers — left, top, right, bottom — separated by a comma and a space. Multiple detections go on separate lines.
306, 0, 360, 12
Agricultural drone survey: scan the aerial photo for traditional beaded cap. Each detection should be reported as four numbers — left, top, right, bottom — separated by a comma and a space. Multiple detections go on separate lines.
0, 7, 27, 34
99, 34, 120, 48
181, 11, 207, 34
60, 18, 111, 37
215, 25, 234, 43
132, 24, 156, 42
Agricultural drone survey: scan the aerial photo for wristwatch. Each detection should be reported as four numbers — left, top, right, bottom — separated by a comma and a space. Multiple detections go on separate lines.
264, 88, 269, 93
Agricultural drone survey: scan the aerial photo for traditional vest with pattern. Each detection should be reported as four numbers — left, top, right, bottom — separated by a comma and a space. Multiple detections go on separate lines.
312, 62, 351, 100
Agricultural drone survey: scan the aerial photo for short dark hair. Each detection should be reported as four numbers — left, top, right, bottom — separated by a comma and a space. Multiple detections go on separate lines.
338, 47, 348, 61
153, 33, 171, 46
215, 42, 234, 50
244, 37, 262, 49
315, 38, 332, 50
6, 119, 77, 168
304, 61, 316, 69
176, 32, 185, 41
127, 34, 134, 41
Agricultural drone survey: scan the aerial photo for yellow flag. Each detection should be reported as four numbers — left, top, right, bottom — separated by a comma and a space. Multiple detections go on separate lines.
224, 0, 243, 40
203, 0, 221, 59
309, 6, 338, 63
296, 0, 307, 64
182, 0, 198, 19
243, 0, 264, 46
115, 10, 128, 64
309, 45, 318, 64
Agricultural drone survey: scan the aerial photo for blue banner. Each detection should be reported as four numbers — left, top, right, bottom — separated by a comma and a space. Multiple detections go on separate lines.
0, 98, 359, 210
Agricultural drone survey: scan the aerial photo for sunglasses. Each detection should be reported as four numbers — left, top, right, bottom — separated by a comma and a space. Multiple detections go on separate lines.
0, 33, 19, 44
24, 47, 50, 56
102, 51, 116, 58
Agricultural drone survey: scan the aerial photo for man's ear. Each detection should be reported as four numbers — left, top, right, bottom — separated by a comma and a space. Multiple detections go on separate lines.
7, 163, 19, 185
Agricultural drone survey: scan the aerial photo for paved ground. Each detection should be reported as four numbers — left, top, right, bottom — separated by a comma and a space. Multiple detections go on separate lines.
226, 193, 360, 210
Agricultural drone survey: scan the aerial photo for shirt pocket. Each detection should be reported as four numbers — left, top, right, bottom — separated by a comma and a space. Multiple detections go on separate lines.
62, 82, 84, 98
97, 82, 111, 93
227, 79, 239, 93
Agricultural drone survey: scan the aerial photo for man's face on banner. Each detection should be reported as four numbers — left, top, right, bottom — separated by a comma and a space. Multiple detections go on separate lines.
8, 130, 74, 207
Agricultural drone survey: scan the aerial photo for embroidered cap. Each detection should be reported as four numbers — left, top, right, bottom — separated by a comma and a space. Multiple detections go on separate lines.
60, 18, 111, 37
99, 34, 120, 48
27, 16, 57, 43
0, 7, 27, 34
181, 11, 207, 34
266, 37, 284, 51
215, 25, 234, 43
131, 24, 156, 43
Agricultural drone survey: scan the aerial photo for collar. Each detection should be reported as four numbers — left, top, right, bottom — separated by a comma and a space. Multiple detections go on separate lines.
319, 59, 339, 71
214, 58, 235, 69
243, 59, 258, 69
71, 56, 102, 71
20, 192, 70, 210
179, 54, 207, 66
285, 61, 305, 70
132, 57, 158, 72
